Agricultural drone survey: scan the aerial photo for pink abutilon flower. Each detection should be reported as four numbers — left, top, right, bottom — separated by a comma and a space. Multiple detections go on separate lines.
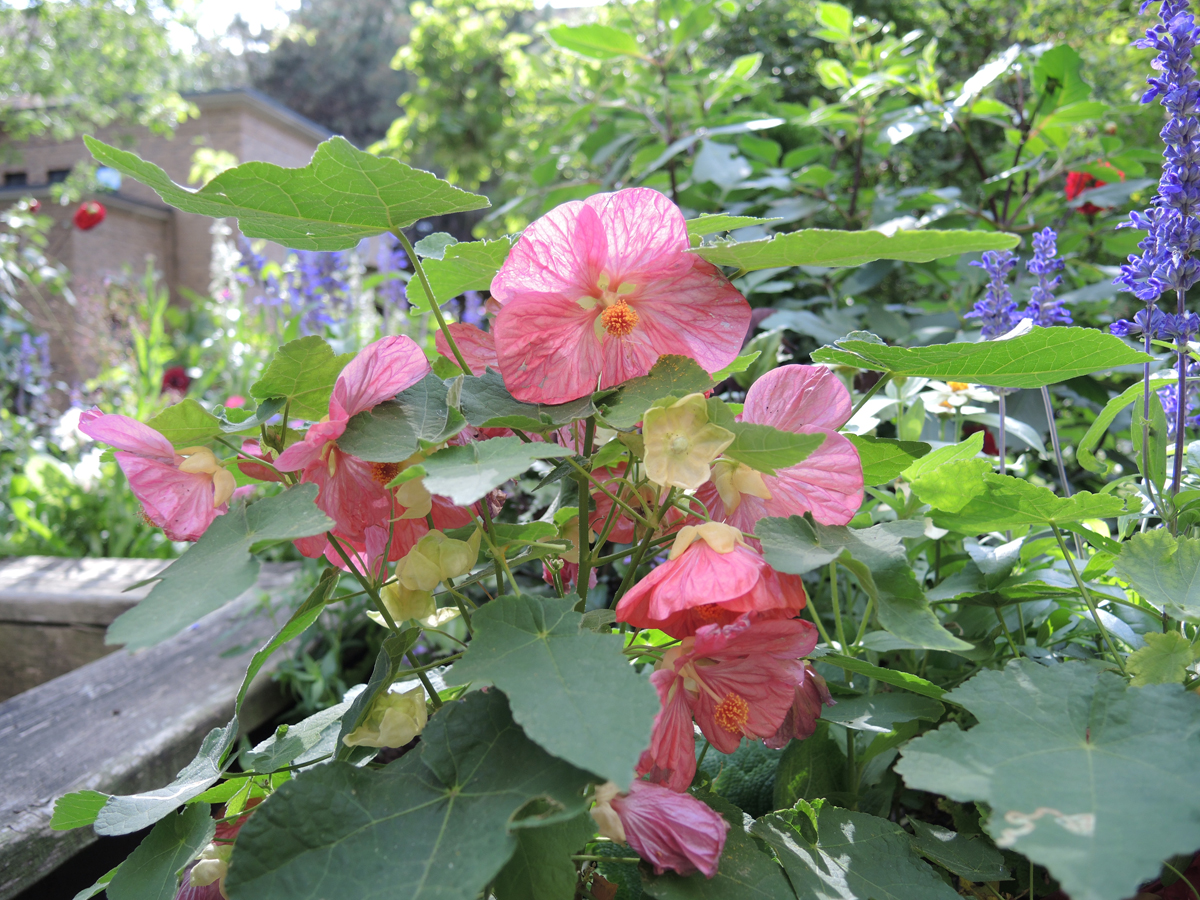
434, 323, 499, 376
638, 616, 817, 789
490, 188, 752, 404
79, 410, 235, 542
275, 336, 431, 542
592, 781, 730, 879
765, 661, 835, 748
696, 365, 864, 530
615, 522, 807, 638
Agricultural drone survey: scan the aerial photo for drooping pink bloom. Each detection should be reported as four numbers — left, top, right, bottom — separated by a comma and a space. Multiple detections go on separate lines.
304, 493, 475, 569
435, 323, 499, 376
79, 409, 235, 542
236, 439, 282, 482
638, 617, 816, 789
696, 365, 864, 529
765, 661, 835, 748
275, 336, 430, 541
616, 522, 808, 638
490, 188, 751, 404
593, 781, 730, 879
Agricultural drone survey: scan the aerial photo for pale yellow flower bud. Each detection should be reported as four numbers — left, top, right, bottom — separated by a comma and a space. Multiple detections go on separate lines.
590, 781, 626, 844
398, 529, 482, 591
642, 394, 734, 491
711, 458, 772, 514
178, 446, 237, 508
668, 521, 745, 560
380, 581, 436, 622
395, 477, 433, 520
342, 685, 428, 749
189, 842, 232, 890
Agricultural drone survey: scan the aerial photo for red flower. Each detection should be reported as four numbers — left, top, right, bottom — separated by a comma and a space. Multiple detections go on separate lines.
161, 367, 191, 394
1065, 163, 1124, 216
73, 201, 106, 231
962, 422, 999, 456
28, 199, 41, 214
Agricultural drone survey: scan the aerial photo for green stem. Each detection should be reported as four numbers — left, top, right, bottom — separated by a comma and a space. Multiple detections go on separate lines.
696, 739, 711, 770
395, 230, 471, 374
573, 855, 642, 864
1163, 860, 1200, 900
477, 501, 508, 596
563, 457, 653, 529
592, 534, 675, 567
829, 562, 849, 651
849, 373, 891, 421
846, 728, 858, 810
995, 607, 1021, 659
574, 417, 597, 603
806, 594, 835, 647
852, 595, 875, 649
1050, 524, 1127, 674
612, 488, 676, 605
212, 435, 284, 477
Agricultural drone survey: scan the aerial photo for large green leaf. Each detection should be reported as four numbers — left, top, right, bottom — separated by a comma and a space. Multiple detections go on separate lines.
911, 462, 1126, 532
94, 720, 237, 836
1113, 529, 1200, 620
146, 399, 223, 447
907, 819, 1008, 882
459, 368, 596, 431
85, 135, 489, 250
895, 661, 1200, 900
822, 692, 944, 733
418, 437, 569, 505
447, 595, 658, 788
848, 435, 931, 485
49, 790, 109, 831
225, 690, 594, 900
249, 336, 354, 420
1127, 632, 1197, 687
811, 328, 1153, 389
548, 23, 644, 58
406, 239, 512, 308
756, 516, 971, 651
106, 486, 334, 649
493, 808, 596, 900
599, 356, 715, 430
694, 229, 1018, 270
773, 721, 847, 810
1076, 378, 1174, 475
338, 373, 461, 462
900, 432, 984, 481
723, 423, 825, 475
686, 214, 781, 237
751, 803, 962, 900
106, 803, 215, 900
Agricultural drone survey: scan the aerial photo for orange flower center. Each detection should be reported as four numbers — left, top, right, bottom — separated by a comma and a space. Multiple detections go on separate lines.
694, 603, 727, 622
713, 692, 750, 733
370, 461, 402, 486
601, 300, 639, 337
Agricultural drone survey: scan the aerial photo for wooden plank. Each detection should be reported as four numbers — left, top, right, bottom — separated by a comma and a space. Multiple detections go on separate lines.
0, 556, 168, 626
0, 562, 301, 899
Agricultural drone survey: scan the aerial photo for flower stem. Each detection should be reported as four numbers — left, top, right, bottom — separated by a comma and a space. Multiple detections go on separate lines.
849, 373, 891, 421
611, 488, 675, 605
1050, 524, 1127, 674
995, 607, 1021, 659
563, 457, 653, 529
829, 561, 849, 652
997, 392, 1008, 477
395, 230, 471, 374
1040, 386, 1083, 557
1173, 288, 1189, 499
575, 416, 597, 604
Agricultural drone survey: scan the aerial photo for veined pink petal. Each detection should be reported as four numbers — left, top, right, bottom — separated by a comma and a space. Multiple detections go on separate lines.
118, 453, 218, 542
301, 449, 392, 541
638, 668, 698, 792
742, 365, 853, 432
274, 418, 348, 472
79, 409, 175, 461
494, 292, 606, 404
330, 335, 430, 420
590, 188, 690, 282
765, 662, 835, 749
611, 781, 729, 879
491, 201, 608, 303
435, 324, 499, 376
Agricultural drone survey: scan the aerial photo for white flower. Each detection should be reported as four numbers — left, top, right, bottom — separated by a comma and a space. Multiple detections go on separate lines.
918, 381, 998, 417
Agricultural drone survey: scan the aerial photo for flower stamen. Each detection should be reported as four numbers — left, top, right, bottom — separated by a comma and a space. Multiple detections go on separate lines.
713, 693, 750, 734
601, 300, 640, 337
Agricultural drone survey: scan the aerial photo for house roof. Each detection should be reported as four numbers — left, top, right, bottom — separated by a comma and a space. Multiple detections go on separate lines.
184, 88, 334, 146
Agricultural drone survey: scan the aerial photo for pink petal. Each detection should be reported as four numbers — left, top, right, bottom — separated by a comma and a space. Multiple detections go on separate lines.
435, 324, 499, 376
585, 188, 690, 282
301, 450, 391, 542
638, 669, 698, 792
79, 409, 176, 461
742, 365, 853, 432
117, 454, 219, 542
494, 292, 606, 404
611, 781, 730, 879
491, 201, 608, 304
331, 335, 431, 420
274, 419, 347, 472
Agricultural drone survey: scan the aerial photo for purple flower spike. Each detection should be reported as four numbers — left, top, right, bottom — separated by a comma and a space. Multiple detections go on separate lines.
968, 250, 1020, 338
1024, 227, 1071, 327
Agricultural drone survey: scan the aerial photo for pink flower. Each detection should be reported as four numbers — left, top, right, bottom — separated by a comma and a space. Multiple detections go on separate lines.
696, 365, 863, 530
79, 409, 235, 542
275, 336, 430, 541
236, 439, 281, 482
592, 781, 730, 879
765, 662, 835, 748
639, 617, 816, 789
490, 188, 751, 404
435, 323, 499, 376
615, 522, 808, 638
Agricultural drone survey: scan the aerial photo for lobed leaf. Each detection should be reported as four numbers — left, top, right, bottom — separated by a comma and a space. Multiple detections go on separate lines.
1127, 632, 1197, 687
419, 437, 569, 505
106, 804, 215, 900
1113, 527, 1200, 621
907, 819, 1008, 883
405, 238, 512, 308
146, 399, 223, 447
723, 423, 825, 475
459, 368, 596, 430
338, 373, 461, 462
249, 336, 354, 421
598, 355, 714, 430
822, 692, 945, 734
848, 435, 930, 485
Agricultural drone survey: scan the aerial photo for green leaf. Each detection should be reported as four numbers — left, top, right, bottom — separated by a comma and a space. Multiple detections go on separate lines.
848, 435, 931, 485
248, 692, 357, 772
549, 23, 644, 59
225, 690, 594, 900
773, 721, 847, 810
1132, 388, 1169, 492
1114, 528, 1200, 620
710, 351, 762, 382
751, 804, 962, 900
249, 336, 354, 420
218, 397, 286, 434
50, 789, 109, 831
723, 423, 824, 475
334, 629, 421, 761
106, 803, 215, 900
85, 135, 490, 251
823, 692, 944, 733
912, 463, 1126, 532
599, 356, 714, 430
406, 238, 513, 308
494, 808, 596, 900
338, 373, 459, 462
1127, 632, 1197, 687
447, 595, 659, 788
1076, 378, 1175, 475
812, 327, 1154, 389
72, 866, 119, 900
908, 819, 1008, 883
820, 654, 948, 701
413, 232, 458, 259
895, 661, 1200, 900
695, 229, 1018, 271
106, 486, 335, 649
642, 790, 796, 899
146, 399, 223, 447
686, 215, 781, 237
95, 720, 237, 836
757, 516, 971, 651
901, 432, 984, 481
419, 437, 569, 505
459, 368, 596, 430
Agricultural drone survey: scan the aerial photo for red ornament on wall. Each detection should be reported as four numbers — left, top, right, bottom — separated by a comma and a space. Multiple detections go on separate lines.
28, 199, 41, 214
73, 200, 106, 231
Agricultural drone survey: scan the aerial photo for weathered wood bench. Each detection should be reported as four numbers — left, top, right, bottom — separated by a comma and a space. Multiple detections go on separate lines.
0, 557, 301, 899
